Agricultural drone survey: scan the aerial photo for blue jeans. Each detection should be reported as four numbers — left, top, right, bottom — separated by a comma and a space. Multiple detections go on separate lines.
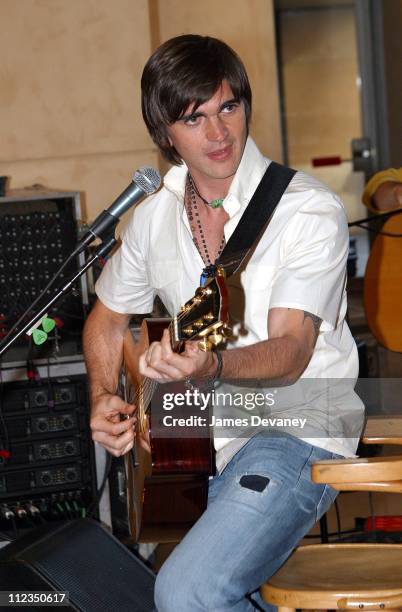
154, 432, 340, 611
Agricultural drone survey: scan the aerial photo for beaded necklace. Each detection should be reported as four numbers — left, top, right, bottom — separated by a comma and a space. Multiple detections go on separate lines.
186, 174, 226, 266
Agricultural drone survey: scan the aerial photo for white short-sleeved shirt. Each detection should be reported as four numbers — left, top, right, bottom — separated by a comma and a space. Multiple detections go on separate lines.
96, 137, 364, 466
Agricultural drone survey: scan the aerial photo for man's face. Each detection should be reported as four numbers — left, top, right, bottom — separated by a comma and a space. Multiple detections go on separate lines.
166, 80, 248, 188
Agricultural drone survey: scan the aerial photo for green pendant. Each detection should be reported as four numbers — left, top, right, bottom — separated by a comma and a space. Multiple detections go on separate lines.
210, 198, 224, 209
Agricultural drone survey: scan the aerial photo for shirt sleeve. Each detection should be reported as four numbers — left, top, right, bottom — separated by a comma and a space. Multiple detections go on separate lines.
362, 167, 402, 211
95, 217, 155, 314
269, 198, 348, 332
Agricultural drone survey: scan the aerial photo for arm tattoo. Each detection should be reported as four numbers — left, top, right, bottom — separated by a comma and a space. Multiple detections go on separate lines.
303, 311, 322, 337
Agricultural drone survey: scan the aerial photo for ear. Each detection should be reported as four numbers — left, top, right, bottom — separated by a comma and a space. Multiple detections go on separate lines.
165, 123, 177, 148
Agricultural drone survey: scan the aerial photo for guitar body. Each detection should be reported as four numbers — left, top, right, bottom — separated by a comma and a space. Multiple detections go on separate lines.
364, 215, 402, 352
123, 319, 214, 543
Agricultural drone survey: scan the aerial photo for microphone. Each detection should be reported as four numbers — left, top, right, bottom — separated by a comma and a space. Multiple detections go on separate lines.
75, 166, 161, 253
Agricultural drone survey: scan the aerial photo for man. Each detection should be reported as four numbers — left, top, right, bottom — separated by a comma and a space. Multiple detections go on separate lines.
83, 35, 364, 611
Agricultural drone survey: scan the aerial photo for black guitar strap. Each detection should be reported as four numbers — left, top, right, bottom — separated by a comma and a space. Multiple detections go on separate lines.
213, 161, 296, 279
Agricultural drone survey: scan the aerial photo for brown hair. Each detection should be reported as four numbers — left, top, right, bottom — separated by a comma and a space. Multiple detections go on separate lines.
141, 34, 252, 165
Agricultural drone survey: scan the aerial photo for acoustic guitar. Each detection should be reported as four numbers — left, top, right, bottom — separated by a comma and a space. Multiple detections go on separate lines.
121, 268, 229, 542
364, 213, 402, 352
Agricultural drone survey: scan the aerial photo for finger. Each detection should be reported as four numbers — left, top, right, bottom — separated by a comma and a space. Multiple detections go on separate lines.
117, 402, 136, 416
183, 340, 202, 356
139, 353, 163, 379
138, 343, 158, 376
93, 394, 135, 418
162, 350, 194, 373
161, 331, 199, 369
104, 438, 135, 457
108, 416, 137, 436
149, 337, 194, 374
99, 443, 121, 457
146, 341, 163, 366
92, 427, 135, 452
138, 352, 150, 376
140, 340, 183, 378
108, 427, 136, 451
139, 352, 181, 381
160, 328, 174, 358
140, 359, 185, 381
102, 439, 135, 457
147, 335, 175, 368
91, 414, 136, 436
121, 440, 135, 455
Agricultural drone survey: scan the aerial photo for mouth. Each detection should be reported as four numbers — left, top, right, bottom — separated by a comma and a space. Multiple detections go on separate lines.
206, 144, 233, 161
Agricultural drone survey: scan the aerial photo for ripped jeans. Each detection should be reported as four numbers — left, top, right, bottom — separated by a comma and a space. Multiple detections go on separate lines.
155, 432, 340, 612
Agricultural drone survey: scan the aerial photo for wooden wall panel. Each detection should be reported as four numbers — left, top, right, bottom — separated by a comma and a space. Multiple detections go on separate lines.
0, 0, 155, 220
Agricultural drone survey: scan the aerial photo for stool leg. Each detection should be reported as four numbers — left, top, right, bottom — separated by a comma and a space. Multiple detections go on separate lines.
319, 513, 329, 543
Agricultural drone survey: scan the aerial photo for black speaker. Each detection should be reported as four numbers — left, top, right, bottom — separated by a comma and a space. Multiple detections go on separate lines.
0, 519, 155, 611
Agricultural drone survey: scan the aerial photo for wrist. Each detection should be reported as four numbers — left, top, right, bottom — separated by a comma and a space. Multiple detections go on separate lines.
90, 388, 116, 404
200, 349, 223, 380
185, 349, 223, 391
204, 350, 219, 378
211, 349, 223, 381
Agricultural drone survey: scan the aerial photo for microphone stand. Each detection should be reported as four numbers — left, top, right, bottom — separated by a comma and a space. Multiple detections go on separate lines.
0, 235, 118, 357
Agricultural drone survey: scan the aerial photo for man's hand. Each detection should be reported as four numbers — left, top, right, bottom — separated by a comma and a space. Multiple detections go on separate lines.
373, 181, 402, 211
138, 328, 217, 383
90, 393, 136, 457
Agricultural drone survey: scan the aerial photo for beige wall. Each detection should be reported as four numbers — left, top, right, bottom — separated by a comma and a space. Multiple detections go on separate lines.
0, 0, 158, 223
278, 6, 367, 234
1, 0, 281, 224
279, 6, 361, 166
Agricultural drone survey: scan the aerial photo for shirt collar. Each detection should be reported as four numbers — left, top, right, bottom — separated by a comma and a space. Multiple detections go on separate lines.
225, 136, 270, 217
163, 160, 188, 202
163, 136, 270, 218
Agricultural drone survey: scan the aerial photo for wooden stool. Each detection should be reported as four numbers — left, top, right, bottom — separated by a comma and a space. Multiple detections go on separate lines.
362, 416, 402, 446
260, 454, 402, 610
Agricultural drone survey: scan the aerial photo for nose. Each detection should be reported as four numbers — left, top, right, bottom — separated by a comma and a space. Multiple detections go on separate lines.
206, 115, 228, 142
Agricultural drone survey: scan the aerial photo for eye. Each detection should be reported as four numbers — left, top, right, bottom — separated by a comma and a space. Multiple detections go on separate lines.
183, 114, 202, 126
221, 102, 239, 114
